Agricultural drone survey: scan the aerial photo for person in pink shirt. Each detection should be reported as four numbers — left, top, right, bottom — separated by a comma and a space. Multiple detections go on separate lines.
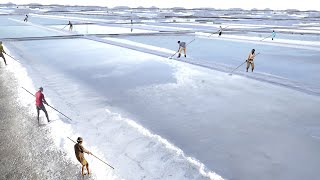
35, 87, 50, 124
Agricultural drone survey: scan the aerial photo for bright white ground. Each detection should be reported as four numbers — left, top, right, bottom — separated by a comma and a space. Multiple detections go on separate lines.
1, 10, 320, 180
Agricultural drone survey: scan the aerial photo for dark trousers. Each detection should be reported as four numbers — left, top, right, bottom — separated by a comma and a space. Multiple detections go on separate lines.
36, 104, 49, 122
0, 54, 6, 65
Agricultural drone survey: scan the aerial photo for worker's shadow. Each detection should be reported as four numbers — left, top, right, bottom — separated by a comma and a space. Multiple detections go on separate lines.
76, 172, 93, 179
38, 119, 59, 127
38, 123, 47, 127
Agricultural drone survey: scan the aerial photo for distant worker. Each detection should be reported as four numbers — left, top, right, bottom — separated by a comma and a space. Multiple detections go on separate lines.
35, 87, 50, 124
271, 30, 276, 40
23, 14, 28, 22
0, 41, 7, 66
74, 137, 92, 177
68, 21, 73, 31
218, 26, 223, 36
246, 49, 256, 72
177, 41, 187, 58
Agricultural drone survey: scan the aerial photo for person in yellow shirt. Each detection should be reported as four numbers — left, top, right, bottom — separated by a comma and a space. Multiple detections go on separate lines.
74, 137, 92, 176
246, 49, 255, 72
0, 41, 7, 66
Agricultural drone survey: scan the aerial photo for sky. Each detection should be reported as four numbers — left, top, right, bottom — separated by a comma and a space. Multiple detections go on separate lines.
0, 0, 319, 10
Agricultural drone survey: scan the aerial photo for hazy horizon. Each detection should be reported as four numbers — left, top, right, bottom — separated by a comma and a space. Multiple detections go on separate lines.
1, 0, 319, 11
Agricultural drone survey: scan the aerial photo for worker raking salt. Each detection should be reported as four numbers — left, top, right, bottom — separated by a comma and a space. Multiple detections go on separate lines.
35, 87, 50, 124
68, 21, 73, 31
271, 30, 276, 40
23, 14, 28, 22
74, 137, 92, 177
218, 26, 223, 36
0, 41, 7, 66
177, 41, 187, 58
246, 49, 256, 72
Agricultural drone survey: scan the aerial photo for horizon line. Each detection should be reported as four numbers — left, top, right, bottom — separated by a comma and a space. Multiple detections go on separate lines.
1, 3, 319, 12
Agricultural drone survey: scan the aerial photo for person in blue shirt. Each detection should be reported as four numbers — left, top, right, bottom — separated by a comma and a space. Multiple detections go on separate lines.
272, 30, 276, 40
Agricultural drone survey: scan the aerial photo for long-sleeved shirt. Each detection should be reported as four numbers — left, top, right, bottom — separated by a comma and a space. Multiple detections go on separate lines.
0, 44, 6, 54
74, 143, 89, 162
